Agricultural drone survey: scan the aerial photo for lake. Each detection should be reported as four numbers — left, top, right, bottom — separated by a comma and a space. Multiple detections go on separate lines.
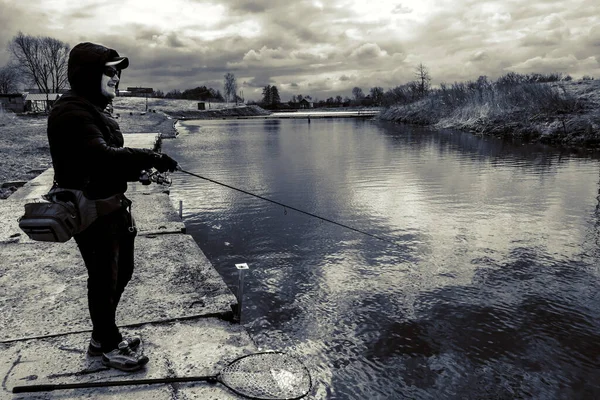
163, 117, 600, 399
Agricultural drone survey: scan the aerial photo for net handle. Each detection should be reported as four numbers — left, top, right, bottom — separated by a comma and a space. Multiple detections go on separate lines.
12, 374, 218, 393
13, 351, 312, 400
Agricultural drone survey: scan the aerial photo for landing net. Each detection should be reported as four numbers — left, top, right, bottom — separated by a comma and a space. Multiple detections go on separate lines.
219, 352, 312, 400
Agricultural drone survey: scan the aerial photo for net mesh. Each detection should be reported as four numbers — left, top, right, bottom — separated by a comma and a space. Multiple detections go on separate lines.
219, 352, 311, 400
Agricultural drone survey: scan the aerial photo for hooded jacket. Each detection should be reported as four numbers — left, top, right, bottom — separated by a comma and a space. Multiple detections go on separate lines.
48, 42, 157, 199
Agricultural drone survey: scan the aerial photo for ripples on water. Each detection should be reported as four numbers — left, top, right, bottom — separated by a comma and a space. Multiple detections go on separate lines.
164, 118, 600, 399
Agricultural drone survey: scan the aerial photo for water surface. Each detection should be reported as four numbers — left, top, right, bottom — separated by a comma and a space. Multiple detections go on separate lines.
164, 118, 600, 399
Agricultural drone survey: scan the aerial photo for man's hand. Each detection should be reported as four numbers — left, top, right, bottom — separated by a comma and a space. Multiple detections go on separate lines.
153, 153, 178, 173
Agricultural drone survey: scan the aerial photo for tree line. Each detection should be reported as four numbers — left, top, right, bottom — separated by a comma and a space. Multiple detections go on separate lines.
254, 63, 431, 109
154, 86, 224, 101
154, 72, 239, 103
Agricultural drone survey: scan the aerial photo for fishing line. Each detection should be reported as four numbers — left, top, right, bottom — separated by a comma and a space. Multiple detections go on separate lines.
176, 167, 399, 247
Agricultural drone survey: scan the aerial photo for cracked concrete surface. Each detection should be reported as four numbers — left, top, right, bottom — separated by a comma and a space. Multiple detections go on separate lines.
0, 133, 258, 399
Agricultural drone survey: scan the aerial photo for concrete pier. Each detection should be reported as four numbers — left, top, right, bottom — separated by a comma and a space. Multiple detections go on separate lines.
0, 134, 258, 399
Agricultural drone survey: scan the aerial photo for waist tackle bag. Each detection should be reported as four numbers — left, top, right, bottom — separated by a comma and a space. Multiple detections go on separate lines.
18, 188, 124, 243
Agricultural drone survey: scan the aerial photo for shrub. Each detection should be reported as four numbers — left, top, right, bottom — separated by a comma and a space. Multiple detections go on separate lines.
382, 71, 582, 135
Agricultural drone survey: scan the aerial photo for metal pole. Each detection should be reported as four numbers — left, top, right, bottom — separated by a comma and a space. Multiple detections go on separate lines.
234, 263, 249, 322
179, 200, 183, 219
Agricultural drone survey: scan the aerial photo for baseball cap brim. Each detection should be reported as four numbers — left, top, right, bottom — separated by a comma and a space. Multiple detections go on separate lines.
105, 57, 129, 69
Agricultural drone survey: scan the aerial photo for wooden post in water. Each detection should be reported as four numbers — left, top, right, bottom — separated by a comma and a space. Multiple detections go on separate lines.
234, 263, 249, 323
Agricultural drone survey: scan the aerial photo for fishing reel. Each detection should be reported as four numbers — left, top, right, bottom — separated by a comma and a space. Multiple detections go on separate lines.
139, 169, 172, 187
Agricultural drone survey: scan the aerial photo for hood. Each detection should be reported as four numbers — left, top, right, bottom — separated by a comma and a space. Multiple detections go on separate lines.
67, 42, 128, 108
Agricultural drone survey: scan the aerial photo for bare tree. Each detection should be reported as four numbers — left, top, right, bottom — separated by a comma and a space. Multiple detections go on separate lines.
352, 87, 364, 103
270, 85, 280, 106
8, 32, 70, 93
415, 63, 431, 95
223, 72, 237, 104
369, 87, 384, 105
261, 85, 272, 105
0, 64, 21, 93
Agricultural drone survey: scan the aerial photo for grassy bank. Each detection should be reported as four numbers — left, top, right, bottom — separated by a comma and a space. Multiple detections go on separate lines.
112, 97, 270, 119
112, 96, 232, 113
0, 112, 51, 199
379, 76, 600, 148
114, 97, 269, 119
167, 105, 271, 119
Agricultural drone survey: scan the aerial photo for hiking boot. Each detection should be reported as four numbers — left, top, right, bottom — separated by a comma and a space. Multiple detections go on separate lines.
101, 341, 149, 372
88, 336, 142, 357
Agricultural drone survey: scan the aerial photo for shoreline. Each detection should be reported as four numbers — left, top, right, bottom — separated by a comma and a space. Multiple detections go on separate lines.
378, 80, 600, 150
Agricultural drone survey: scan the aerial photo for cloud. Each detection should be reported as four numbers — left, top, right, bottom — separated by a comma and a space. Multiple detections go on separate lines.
166, 33, 185, 48
507, 55, 599, 76
469, 51, 488, 62
242, 47, 287, 62
349, 43, 388, 59
63, 3, 105, 20
225, 0, 271, 14
243, 75, 273, 88
392, 4, 412, 14
588, 24, 600, 47
520, 31, 566, 47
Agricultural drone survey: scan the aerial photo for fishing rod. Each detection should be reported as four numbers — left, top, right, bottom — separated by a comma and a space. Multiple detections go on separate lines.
175, 166, 400, 247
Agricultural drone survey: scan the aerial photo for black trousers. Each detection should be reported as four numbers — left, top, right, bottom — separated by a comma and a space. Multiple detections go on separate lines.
74, 206, 136, 352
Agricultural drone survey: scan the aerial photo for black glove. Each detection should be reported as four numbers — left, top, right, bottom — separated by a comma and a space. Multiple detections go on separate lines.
153, 153, 178, 173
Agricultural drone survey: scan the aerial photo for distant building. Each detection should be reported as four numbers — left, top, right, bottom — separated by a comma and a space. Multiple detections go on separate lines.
24, 93, 62, 112
0, 93, 26, 113
123, 87, 153, 97
299, 99, 313, 109
23, 88, 69, 94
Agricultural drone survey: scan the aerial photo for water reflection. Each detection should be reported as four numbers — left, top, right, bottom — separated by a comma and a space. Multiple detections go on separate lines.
166, 119, 600, 399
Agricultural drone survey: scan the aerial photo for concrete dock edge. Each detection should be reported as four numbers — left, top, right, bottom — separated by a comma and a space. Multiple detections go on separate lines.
0, 133, 259, 399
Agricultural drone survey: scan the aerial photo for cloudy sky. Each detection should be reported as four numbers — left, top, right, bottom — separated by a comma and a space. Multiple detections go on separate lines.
1, 0, 599, 101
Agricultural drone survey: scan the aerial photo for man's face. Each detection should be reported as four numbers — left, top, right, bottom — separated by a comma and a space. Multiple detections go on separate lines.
101, 66, 119, 99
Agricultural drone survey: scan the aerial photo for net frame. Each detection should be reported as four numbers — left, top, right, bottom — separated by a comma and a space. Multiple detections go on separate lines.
12, 351, 312, 400
218, 351, 312, 400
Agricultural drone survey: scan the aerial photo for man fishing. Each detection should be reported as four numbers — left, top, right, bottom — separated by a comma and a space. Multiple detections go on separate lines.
47, 42, 178, 371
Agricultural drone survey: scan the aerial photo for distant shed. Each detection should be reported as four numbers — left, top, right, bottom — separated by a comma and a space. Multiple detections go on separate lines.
25, 93, 62, 112
299, 99, 313, 109
0, 93, 26, 113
